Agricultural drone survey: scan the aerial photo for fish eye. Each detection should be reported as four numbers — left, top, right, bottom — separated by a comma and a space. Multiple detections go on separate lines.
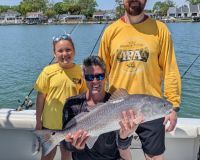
163, 103, 166, 107
162, 103, 167, 107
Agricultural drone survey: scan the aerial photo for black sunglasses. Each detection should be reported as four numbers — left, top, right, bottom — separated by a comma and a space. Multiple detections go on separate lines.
84, 73, 105, 82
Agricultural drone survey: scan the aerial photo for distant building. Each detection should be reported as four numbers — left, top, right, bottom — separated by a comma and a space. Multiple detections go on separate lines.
189, 4, 200, 17
93, 10, 116, 21
93, 11, 105, 21
0, 10, 23, 24
180, 5, 190, 17
167, 7, 179, 17
58, 14, 86, 23
104, 10, 116, 20
167, 4, 200, 18
25, 12, 46, 24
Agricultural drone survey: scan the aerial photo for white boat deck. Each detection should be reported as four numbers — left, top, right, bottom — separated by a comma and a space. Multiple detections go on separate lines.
0, 108, 199, 160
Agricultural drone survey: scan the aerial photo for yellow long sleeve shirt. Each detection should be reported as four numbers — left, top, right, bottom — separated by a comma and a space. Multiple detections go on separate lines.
98, 17, 181, 107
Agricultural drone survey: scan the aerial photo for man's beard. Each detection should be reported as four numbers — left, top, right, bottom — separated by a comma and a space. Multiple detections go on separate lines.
124, 0, 146, 16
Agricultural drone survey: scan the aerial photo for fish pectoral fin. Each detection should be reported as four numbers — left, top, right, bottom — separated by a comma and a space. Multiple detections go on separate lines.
86, 136, 99, 149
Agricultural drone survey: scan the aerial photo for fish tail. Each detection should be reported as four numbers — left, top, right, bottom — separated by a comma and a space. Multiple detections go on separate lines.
34, 130, 64, 156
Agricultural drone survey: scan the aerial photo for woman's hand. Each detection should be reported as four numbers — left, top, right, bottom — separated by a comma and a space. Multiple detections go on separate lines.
65, 130, 89, 150
119, 110, 144, 139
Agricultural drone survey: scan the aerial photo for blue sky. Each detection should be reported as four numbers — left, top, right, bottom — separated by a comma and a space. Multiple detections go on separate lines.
0, 0, 188, 10
96, 0, 187, 10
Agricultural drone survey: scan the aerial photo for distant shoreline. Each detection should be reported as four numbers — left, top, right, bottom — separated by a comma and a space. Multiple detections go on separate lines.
1, 18, 199, 25
0, 20, 114, 26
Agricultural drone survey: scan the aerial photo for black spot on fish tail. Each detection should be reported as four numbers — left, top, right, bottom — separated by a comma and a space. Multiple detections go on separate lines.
34, 130, 66, 156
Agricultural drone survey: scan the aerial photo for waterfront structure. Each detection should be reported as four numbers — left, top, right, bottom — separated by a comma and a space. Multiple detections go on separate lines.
104, 10, 116, 20
0, 10, 23, 24
93, 11, 105, 21
93, 10, 116, 21
0, 9, 116, 25
167, 4, 200, 18
58, 14, 86, 23
25, 12, 46, 24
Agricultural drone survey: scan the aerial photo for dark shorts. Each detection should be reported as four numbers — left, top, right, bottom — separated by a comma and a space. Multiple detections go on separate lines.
135, 117, 165, 156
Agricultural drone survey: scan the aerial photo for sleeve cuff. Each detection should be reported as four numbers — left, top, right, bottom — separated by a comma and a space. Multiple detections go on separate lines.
116, 131, 133, 150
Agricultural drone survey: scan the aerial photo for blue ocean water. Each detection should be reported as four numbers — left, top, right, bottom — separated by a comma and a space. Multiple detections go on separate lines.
0, 23, 199, 118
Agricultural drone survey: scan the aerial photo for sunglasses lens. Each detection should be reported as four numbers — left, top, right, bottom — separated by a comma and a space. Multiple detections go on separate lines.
85, 75, 94, 81
62, 35, 69, 39
96, 73, 105, 81
85, 73, 105, 81
53, 34, 71, 42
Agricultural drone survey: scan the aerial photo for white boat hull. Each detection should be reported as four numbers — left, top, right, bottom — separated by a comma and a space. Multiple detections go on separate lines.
0, 108, 199, 160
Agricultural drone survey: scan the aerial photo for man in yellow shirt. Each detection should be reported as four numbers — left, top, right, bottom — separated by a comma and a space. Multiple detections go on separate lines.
98, 0, 181, 159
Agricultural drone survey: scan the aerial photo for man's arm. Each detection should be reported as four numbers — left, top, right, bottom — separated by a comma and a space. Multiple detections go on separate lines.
158, 23, 181, 132
158, 23, 181, 108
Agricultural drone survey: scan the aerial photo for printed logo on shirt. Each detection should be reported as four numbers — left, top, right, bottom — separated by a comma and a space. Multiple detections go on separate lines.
72, 78, 82, 84
116, 48, 149, 62
115, 39, 150, 73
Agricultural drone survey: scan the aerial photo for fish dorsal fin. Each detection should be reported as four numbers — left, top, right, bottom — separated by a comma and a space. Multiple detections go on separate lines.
109, 88, 129, 101
65, 112, 88, 129
86, 136, 99, 149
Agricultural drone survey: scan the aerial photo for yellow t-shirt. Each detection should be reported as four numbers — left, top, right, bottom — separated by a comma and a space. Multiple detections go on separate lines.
98, 17, 181, 107
34, 63, 87, 129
